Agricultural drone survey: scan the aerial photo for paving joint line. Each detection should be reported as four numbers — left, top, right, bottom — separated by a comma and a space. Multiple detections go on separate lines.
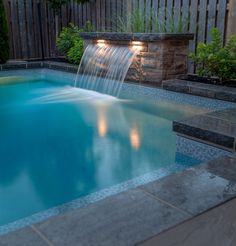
137, 186, 193, 217
31, 225, 54, 246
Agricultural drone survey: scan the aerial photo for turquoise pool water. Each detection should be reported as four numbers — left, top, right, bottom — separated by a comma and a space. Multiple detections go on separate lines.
0, 69, 209, 227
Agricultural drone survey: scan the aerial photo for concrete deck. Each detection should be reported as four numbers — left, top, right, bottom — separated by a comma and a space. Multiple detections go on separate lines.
1, 155, 236, 246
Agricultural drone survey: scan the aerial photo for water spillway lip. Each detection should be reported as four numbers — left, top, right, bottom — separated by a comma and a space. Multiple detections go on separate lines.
79, 32, 194, 42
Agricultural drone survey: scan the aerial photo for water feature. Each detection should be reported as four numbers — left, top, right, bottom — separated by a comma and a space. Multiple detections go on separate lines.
74, 43, 138, 97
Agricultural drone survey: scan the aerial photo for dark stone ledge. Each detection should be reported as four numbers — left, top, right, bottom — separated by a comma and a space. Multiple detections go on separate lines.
163, 79, 236, 103
79, 32, 194, 42
173, 108, 236, 151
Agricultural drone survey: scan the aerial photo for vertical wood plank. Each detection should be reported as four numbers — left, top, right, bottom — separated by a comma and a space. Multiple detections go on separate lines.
207, 0, 217, 41
189, 0, 199, 72
227, 0, 236, 37
159, 0, 166, 30
182, 0, 190, 32
18, 0, 27, 58
217, 0, 227, 42
198, 0, 208, 43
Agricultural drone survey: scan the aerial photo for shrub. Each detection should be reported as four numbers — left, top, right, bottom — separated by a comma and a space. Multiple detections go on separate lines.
190, 28, 236, 82
56, 23, 81, 54
0, 0, 10, 63
56, 23, 84, 64
67, 39, 84, 64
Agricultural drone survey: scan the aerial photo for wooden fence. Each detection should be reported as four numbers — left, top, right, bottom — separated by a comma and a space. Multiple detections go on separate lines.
3, 0, 232, 72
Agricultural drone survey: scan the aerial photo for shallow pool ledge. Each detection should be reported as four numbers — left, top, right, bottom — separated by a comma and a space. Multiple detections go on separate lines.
80, 32, 194, 86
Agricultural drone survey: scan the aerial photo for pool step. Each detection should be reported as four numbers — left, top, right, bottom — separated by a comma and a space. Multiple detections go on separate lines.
173, 108, 236, 152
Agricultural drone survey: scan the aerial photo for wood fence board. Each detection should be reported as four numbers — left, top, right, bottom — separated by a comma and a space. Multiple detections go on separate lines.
207, 0, 217, 42
2, 0, 229, 73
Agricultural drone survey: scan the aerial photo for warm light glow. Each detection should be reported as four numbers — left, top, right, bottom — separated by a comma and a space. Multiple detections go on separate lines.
132, 41, 143, 45
97, 39, 106, 47
98, 110, 107, 137
131, 41, 143, 51
130, 128, 141, 150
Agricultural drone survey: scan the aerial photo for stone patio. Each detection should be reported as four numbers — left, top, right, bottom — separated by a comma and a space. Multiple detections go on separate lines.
1, 155, 236, 246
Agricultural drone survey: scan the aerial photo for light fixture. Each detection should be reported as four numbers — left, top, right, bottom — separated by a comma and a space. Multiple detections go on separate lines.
97, 39, 106, 47
131, 41, 143, 51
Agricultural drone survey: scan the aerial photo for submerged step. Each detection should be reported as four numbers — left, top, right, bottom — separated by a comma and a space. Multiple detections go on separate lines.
173, 108, 236, 151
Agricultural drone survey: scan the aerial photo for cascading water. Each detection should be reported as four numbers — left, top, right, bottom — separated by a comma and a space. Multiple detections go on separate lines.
74, 44, 138, 97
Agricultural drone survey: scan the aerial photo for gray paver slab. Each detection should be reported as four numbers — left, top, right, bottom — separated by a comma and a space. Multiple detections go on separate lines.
0, 227, 48, 246
34, 189, 190, 246
139, 198, 236, 246
140, 156, 236, 215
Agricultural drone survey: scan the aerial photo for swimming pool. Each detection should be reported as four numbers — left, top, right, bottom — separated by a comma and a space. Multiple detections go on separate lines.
0, 69, 232, 233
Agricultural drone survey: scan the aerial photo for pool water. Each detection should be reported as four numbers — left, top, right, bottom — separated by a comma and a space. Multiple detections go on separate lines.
0, 70, 207, 227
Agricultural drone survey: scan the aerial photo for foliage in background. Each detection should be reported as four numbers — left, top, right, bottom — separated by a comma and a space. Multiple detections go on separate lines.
117, 7, 188, 33
0, 0, 9, 63
56, 23, 81, 53
190, 28, 236, 82
67, 40, 84, 64
47, 0, 90, 38
56, 23, 84, 64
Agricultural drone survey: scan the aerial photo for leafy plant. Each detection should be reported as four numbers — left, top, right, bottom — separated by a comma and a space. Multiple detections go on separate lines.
67, 39, 84, 64
0, 0, 9, 63
56, 23, 84, 64
189, 28, 236, 82
83, 21, 95, 32
56, 23, 81, 54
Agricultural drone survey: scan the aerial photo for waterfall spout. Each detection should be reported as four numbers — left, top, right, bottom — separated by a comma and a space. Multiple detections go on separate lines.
74, 44, 138, 97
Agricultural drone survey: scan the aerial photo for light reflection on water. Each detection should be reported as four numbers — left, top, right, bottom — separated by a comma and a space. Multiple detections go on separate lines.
0, 80, 204, 226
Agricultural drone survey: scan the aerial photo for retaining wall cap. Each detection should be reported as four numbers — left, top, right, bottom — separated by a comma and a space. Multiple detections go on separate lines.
79, 32, 194, 41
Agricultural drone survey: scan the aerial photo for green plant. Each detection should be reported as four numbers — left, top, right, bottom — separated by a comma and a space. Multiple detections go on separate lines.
83, 21, 95, 32
67, 39, 84, 64
0, 0, 9, 63
117, 8, 147, 33
56, 23, 81, 54
117, 6, 188, 33
190, 28, 236, 82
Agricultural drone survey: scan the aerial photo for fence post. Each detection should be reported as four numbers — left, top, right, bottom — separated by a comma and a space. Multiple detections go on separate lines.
227, 0, 236, 37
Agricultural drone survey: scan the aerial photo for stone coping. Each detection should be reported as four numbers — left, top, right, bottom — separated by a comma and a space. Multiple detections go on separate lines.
0, 61, 79, 73
163, 79, 236, 103
79, 32, 194, 42
173, 108, 236, 151
1, 155, 236, 245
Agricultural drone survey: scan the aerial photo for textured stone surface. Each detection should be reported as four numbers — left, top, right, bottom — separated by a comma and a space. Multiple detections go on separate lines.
173, 108, 236, 151
140, 156, 236, 215
163, 79, 236, 102
0, 61, 78, 74
0, 227, 48, 246
1, 155, 236, 245
34, 189, 190, 246
81, 34, 192, 84
139, 198, 236, 246
80, 32, 194, 41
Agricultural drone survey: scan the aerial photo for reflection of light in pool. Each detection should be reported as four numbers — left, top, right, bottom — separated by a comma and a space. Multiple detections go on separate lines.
130, 128, 140, 150
98, 110, 107, 138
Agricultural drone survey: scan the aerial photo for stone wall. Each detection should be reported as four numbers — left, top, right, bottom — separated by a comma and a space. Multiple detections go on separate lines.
81, 33, 193, 86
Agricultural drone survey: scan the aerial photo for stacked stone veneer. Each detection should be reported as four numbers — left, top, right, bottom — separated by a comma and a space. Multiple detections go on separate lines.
80, 32, 194, 86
